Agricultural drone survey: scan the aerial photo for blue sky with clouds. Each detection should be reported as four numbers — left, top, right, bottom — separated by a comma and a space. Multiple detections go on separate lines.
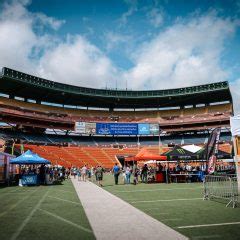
0, 0, 240, 111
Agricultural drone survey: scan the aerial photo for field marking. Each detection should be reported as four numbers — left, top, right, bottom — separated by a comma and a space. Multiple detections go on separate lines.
114, 187, 203, 193
52, 189, 75, 194
0, 189, 38, 217
163, 218, 182, 221
38, 208, 92, 233
131, 197, 202, 203
10, 190, 49, 240
177, 222, 240, 229
47, 195, 81, 205
192, 235, 221, 239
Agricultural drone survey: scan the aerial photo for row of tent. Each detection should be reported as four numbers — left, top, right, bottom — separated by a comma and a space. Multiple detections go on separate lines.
125, 145, 232, 162
162, 145, 232, 161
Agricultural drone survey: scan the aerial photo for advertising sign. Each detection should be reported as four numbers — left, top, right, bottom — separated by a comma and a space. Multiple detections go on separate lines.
96, 123, 138, 135
150, 124, 159, 135
75, 122, 86, 134
138, 123, 150, 135
85, 122, 96, 134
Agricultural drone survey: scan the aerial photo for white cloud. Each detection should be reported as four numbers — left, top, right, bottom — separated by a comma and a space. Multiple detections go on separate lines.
38, 35, 117, 88
0, 0, 117, 88
119, 0, 138, 26
124, 12, 236, 90
147, 7, 164, 28
104, 31, 131, 51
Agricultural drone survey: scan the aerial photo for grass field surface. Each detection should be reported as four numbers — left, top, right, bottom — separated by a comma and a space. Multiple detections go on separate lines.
0, 180, 95, 240
1, 175, 240, 240
100, 173, 240, 240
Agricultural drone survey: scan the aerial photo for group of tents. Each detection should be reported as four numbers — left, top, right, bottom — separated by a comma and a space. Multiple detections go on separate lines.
125, 144, 232, 162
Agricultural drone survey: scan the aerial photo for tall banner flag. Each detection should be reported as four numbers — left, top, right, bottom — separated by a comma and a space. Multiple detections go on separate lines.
206, 127, 221, 174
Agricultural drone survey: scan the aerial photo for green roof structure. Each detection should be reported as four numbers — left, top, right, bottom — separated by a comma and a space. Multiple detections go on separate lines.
0, 67, 232, 109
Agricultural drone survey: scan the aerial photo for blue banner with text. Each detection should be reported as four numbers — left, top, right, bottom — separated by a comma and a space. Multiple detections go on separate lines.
96, 123, 138, 135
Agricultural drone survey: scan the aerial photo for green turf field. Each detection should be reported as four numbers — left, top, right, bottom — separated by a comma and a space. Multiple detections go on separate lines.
101, 173, 240, 240
0, 180, 95, 240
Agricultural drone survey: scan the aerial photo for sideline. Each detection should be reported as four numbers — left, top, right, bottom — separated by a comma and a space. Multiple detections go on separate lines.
72, 178, 188, 240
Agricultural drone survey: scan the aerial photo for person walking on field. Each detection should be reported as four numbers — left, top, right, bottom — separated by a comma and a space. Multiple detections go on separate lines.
81, 165, 87, 182
113, 163, 120, 185
95, 165, 104, 187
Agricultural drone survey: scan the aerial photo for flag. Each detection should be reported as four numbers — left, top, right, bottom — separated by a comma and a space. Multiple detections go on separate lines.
206, 128, 221, 174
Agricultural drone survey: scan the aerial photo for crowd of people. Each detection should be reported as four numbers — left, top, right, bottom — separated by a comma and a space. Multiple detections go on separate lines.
18, 161, 236, 187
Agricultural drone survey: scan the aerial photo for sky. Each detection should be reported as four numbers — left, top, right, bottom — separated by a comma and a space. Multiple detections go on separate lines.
0, 0, 240, 112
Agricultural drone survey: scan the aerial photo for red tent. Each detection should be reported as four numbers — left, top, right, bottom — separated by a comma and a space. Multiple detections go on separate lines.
125, 148, 167, 161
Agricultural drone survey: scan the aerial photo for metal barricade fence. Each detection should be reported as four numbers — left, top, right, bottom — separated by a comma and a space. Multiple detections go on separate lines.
203, 175, 238, 208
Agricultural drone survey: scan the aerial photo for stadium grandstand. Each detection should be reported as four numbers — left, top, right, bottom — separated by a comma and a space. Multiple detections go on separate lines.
0, 67, 233, 168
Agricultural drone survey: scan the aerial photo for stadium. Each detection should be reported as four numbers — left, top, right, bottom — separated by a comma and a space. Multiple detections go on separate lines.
0, 67, 234, 167
1, 66, 240, 240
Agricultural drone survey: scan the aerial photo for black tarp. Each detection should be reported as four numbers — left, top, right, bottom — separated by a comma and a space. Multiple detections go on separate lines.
162, 145, 199, 161
196, 147, 232, 160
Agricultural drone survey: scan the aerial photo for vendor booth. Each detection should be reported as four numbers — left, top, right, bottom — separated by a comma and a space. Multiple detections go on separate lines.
125, 148, 167, 183
10, 150, 50, 186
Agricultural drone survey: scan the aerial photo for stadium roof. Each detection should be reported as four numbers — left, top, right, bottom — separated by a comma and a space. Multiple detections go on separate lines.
0, 67, 232, 109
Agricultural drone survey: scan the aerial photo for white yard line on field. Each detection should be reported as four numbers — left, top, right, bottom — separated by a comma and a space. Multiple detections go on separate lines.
10, 190, 49, 240
47, 195, 81, 205
114, 187, 203, 193
38, 208, 93, 233
131, 197, 202, 203
0, 189, 38, 217
177, 222, 240, 229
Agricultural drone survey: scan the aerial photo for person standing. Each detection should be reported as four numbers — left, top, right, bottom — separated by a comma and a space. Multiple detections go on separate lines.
125, 165, 131, 184
95, 165, 104, 187
142, 164, 148, 183
81, 165, 87, 182
113, 163, 120, 185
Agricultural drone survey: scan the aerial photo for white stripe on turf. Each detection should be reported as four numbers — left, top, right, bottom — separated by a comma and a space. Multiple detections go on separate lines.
131, 197, 202, 203
0, 189, 38, 217
177, 222, 240, 229
53, 189, 75, 194
38, 208, 92, 233
47, 195, 81, 205
192, 235, 221, 239
115, 187, 203, 193
10, 190, 49, 240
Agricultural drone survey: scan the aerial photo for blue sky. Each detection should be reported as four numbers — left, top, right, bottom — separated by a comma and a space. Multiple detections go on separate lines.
0, 0, 240, 111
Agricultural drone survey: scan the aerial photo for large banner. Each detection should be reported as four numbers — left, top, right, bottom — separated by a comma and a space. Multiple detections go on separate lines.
206, 128, 221, 174
138, 123, 150, 135
96, 123, 138, 135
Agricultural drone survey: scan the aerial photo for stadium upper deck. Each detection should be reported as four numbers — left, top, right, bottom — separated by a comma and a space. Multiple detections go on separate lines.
0, 67, 233, 109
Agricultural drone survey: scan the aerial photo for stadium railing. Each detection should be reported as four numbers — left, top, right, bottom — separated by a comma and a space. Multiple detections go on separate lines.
203, 175, 238, 208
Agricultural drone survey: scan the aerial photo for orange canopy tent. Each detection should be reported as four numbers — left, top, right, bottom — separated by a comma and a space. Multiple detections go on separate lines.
125, 148, 167, 161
